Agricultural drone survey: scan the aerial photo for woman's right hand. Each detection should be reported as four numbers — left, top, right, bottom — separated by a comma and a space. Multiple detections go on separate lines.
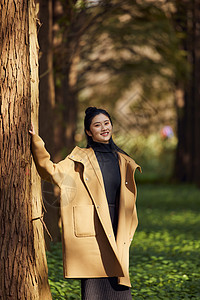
29, 122, 36, 136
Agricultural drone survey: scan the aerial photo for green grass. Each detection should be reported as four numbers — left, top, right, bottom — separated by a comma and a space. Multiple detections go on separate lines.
47, 184, 200, 299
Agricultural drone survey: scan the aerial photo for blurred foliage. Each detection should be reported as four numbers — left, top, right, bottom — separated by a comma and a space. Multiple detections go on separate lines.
47, 184, 200, 299
78, 0, 190, 108
72, 0, 190, 164
55, 0, 190, 161
114, 132, 177, 183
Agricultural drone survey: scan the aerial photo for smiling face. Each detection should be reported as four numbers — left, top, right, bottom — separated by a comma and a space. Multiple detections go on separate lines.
86, 113, 113, 144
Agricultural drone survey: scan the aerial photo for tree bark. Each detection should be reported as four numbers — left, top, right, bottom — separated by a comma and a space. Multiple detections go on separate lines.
0, 0, 52, 299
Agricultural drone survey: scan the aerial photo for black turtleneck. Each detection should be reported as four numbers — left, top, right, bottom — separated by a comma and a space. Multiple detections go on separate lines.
90, 140, 121, 236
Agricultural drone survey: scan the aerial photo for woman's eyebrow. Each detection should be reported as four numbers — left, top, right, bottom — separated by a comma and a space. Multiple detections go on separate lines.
93, 119, 110, 125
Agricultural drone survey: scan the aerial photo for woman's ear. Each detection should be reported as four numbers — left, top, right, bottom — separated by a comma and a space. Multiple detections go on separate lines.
86, 130, 92, 137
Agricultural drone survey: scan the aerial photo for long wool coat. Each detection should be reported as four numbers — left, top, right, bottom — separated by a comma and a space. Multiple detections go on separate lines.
31, 134, 141, 287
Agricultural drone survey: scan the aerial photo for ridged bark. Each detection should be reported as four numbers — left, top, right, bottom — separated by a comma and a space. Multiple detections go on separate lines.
0, 0, 52, 299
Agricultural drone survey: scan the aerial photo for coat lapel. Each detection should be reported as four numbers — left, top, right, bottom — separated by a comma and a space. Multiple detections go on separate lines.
68, 147, 119, 257
116, 153, 141, 257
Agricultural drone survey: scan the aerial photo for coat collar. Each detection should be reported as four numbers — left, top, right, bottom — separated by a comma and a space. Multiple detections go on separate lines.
68, 146, 140, 167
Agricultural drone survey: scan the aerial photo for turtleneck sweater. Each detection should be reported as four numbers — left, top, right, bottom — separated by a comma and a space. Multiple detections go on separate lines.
90, 140, 121, 237
82, 141, 132, 299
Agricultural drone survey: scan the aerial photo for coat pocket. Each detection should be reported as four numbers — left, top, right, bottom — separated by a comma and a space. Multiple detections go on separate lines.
73, 205, 97, 237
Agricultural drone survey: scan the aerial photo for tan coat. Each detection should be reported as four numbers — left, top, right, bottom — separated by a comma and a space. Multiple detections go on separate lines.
31, 134, 141, 287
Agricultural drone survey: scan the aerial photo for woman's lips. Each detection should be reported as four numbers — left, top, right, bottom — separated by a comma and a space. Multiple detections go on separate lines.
100, 132, 109, 136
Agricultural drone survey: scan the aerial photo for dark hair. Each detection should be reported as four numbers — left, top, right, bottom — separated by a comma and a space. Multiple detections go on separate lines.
84, 107, 129, 156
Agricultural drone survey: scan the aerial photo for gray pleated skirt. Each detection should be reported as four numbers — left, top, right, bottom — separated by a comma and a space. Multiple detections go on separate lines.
81, 277, 132, 300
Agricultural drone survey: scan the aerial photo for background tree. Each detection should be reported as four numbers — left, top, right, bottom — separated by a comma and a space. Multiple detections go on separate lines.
75, 1, 188, 143
52, 0, 114, 153
173, 0, 200, 185
0, 1, 52, 299
52, 1, 187, 144
38, 0, 61, 248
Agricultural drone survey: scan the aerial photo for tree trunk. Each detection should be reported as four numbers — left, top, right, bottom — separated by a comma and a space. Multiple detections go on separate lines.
38, 0, 61, 249
174, 0, 200, 185
53, 0, 84, 154
193, 0, 200, 185
62, 46, 80, 153
0, 1, 52, 299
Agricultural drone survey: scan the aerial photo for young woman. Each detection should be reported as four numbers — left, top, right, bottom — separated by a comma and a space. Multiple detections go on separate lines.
29, 107, 141, 300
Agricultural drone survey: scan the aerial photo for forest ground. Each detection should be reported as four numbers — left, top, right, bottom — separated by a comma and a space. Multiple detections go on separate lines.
47, 184, 200, 299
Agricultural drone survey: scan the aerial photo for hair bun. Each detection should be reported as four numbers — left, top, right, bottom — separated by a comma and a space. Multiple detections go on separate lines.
85, 107, 97, 115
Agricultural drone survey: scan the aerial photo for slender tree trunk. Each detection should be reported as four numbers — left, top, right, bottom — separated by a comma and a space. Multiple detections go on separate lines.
62, 43, 80, 153
0, 1, 52, 299
39, 0, 55, 143
193, 0, 200, 185
174, 0, 200, 185
53, 0, 85, 154
38, 0, 61, 249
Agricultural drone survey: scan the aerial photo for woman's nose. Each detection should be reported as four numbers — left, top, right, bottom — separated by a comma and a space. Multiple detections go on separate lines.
101, 124, 107, 130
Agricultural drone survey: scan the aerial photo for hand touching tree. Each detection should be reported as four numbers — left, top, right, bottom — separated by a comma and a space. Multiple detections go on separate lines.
29, 123, 36, 136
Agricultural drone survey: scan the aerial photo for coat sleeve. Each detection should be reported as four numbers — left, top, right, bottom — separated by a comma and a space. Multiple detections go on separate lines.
31, 134, 66, 187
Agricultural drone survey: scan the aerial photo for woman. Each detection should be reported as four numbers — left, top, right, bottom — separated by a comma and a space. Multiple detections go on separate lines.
29, 107, 141, 300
